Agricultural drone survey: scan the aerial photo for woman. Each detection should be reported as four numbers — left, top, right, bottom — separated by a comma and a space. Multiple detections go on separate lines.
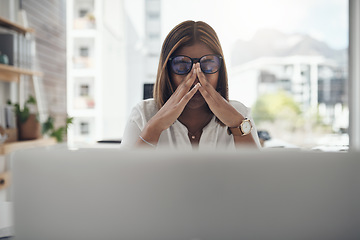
122, 20, 260, 149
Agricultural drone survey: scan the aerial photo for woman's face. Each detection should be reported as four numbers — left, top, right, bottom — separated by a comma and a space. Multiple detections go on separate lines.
170, 41, 219, 109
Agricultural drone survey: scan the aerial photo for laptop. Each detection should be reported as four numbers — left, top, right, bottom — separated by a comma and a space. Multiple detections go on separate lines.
10, 147, 360, 240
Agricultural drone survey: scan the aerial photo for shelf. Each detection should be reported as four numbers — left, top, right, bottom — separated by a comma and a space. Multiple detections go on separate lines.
0, 138, 57, 155
0, 16, 34, 35
0, 64, 43, 82
0, 172, 10, 191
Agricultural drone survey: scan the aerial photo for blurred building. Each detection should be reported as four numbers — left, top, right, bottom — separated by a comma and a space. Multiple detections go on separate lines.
67, 0, 127, 144
230, 55, 348, 132
229, 29, 348, 133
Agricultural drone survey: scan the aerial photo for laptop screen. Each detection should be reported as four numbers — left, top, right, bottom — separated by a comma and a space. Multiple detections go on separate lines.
11, 148, 360, 240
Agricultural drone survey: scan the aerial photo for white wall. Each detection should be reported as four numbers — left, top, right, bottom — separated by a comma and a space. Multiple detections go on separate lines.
101, 0, 127, 139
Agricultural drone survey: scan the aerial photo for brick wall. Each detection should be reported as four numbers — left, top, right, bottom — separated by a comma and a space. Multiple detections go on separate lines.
22, 0, 67, 127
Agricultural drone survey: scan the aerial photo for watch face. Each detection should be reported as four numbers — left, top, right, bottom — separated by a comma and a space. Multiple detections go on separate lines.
241, 120, 252, 134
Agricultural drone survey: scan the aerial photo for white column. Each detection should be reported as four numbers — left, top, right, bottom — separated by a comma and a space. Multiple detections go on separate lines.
310, 63, 318, 110
94, 0, 103, 141
292, 62, 302, 106
349, 0, 360, 150
66, 0, 75, 146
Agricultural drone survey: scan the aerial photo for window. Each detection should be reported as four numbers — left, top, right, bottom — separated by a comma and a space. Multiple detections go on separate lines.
80, 84, 89, 96
79, 47, 89, 57
80, 122, 89, 135
79, 9, 88, 18
143, 83, 154, 100
159, 0, 349, 149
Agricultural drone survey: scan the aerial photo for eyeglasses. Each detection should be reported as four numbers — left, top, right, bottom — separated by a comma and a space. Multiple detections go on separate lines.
168, 54, 222, 75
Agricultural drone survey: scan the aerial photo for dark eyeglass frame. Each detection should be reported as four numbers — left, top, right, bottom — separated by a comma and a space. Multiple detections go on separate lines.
168, 54, 223, 75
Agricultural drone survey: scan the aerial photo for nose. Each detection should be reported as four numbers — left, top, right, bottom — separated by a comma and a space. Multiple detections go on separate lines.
194, 63, 200, 82
193, 78, 200, 85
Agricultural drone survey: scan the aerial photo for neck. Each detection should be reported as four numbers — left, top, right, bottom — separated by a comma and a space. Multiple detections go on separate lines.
178, 106, 213, 133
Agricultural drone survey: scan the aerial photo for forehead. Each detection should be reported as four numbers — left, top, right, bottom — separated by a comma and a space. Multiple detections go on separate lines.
174, 42, 215, 58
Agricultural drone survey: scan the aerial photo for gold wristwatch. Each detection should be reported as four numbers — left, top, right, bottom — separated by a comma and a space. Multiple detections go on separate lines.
227, 118, 253, 136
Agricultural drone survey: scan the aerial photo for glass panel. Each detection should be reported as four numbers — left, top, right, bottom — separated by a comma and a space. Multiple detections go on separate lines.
161, 0, 348, 150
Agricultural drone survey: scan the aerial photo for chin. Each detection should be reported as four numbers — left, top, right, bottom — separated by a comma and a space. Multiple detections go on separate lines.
185, 95, 207, 110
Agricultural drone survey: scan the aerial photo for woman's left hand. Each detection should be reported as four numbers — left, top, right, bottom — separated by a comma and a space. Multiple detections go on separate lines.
196, 63, 243, 128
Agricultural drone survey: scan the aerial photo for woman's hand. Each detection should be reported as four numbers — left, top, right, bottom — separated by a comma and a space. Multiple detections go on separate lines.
137, 65, 200, 146
151, 66, 200, 131
196, 63, 258, 147
196, 63, 243, 127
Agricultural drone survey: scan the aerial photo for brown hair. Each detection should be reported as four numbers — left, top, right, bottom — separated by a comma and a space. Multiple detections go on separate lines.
153, 20, 229, 110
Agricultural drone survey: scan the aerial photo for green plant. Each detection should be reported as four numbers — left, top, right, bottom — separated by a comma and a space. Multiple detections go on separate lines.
42, 116, 73, 142
8, 95, 37, 123
252, 90, 302, 123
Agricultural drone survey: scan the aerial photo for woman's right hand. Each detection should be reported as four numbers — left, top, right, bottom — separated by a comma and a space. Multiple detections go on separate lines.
137, 65, 199, 146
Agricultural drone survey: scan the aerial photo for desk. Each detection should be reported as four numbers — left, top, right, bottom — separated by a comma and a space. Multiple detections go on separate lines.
0, 138, 57, 238
0, 202, 13, 238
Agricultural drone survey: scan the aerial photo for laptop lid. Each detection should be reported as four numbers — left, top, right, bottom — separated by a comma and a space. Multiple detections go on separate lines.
11, 147, 360, 240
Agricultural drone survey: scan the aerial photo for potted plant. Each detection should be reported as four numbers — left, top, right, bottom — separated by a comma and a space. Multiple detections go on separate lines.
8, 95, 41, 140
42, 115, 73, 142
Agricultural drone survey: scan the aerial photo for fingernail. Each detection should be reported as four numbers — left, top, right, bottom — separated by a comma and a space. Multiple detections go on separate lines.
197, 83, 202, 87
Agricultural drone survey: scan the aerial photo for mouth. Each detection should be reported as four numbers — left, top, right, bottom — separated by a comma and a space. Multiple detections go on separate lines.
191, 90, 202, 99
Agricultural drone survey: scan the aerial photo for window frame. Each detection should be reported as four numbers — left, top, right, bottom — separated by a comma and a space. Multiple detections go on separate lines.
349, 0, 360, 150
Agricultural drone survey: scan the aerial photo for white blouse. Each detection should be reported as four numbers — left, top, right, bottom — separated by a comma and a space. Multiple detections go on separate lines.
121, 99, 261, 150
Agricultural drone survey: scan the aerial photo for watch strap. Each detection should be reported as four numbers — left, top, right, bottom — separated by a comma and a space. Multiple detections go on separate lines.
227, 118, 252, 136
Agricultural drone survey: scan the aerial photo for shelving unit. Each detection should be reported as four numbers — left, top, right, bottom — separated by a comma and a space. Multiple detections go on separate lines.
0, 14, 58, 239
0, 17, 55, 201
0, 15, 45, 120
0, 63, 43, 82
0, 16, 33, 35
0, 15, 45, 111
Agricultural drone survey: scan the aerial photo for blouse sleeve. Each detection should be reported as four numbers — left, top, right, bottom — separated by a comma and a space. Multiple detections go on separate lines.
120, 107, 143, 149
247, 109, 262, 148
